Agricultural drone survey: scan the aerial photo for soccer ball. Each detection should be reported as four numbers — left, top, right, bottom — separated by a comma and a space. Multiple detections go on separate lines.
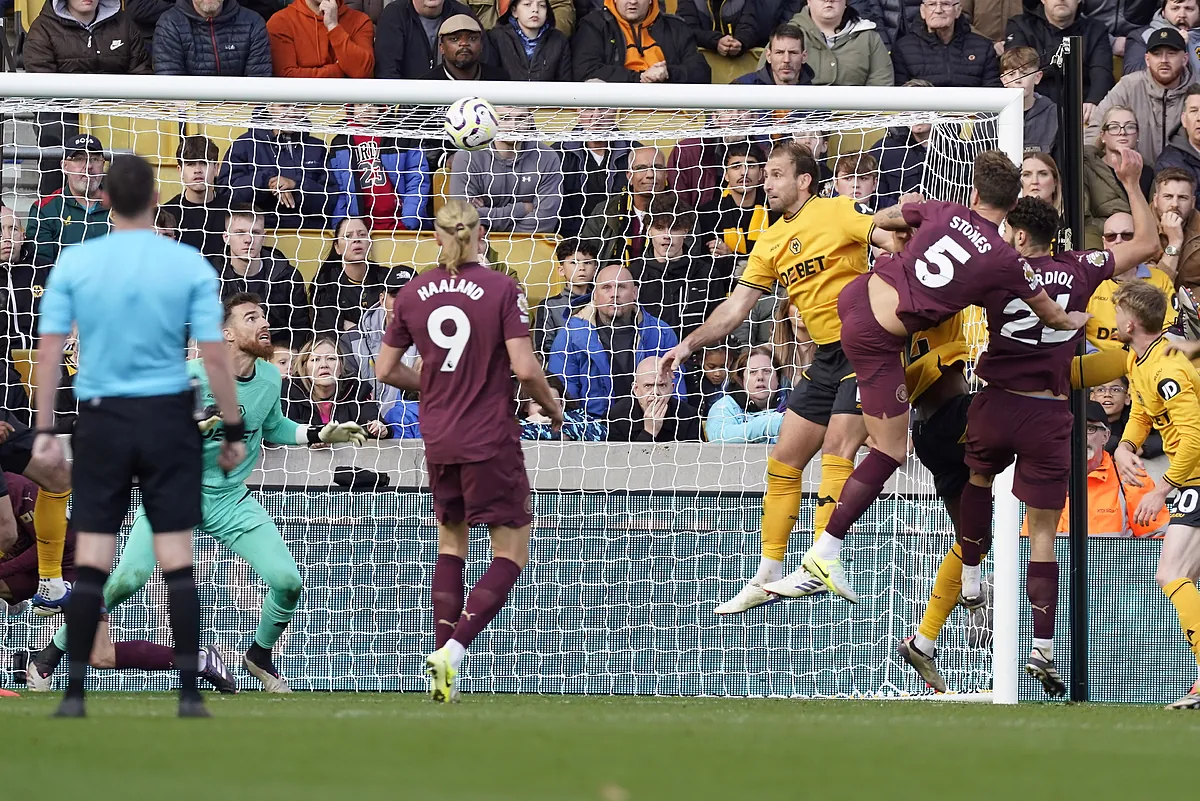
444, 97, 500, 152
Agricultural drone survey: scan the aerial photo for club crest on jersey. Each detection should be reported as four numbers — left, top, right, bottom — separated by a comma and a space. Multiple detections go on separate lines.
1159, 377, 1182, 400
1021, 260, 1038, 291
789, 238, 802, 255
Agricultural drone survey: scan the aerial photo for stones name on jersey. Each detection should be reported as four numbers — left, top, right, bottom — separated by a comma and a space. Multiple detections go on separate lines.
949, 215, 993, 254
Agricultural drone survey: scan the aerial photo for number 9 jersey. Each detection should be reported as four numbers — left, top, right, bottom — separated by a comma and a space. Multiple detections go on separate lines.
976, 249, 1115, 397
872, 199, 1042, 334
383, 261, 530, 464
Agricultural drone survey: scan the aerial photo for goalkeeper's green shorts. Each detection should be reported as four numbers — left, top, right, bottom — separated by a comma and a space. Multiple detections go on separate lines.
200, 486, 278, 546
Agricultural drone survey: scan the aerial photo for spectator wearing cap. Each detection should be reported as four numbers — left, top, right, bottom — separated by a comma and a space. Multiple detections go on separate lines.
312, 217, 416, 335
1124, 0, 1200, 77
373, 0, 479, 78
676, 0, 761, 58
266, 0, 374, 76
1023, 401, 1169, 538
153, 0, 272, 76
449, 108, 563, 232
1155, 84, 1200, 191
424, 14, 512, 77
787, 0, 893, 86
891, 0, 999, 87
341, 268, 416, 415
1004, 0, 1113, 118
25, 135, 111, 264
1088, 27, 1194, 166
734, 22, 815, 85
23, 0, 151, 74
488, 0, 573, 80
573, 0, 711, 84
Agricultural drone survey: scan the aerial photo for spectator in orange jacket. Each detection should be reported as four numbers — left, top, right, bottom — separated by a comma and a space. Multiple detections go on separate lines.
1025, 401, 1170, 538
267, 0, 374, 77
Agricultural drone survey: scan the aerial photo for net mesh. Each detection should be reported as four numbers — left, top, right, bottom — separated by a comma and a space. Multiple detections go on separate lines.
0, 94, 1004, 697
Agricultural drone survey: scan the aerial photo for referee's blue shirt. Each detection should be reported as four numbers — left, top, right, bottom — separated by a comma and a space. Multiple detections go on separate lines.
39, 230, 224, 400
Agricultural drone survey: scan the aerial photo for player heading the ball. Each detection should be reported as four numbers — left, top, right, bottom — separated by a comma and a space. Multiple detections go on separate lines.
800, 150, 1089, 601
375, 199, 562, 703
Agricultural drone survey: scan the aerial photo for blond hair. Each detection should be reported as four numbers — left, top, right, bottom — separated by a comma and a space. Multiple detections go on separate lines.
1113, 280, 1168, 334
434, 199, 481, 277
295, 334, 347, 396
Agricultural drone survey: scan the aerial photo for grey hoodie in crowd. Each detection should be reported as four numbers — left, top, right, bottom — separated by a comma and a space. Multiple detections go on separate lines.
1024, 93, 1058, 155
1085, 64, 1195, 166
448, 140, 564, 234
341, 304, 402, 414
1123, 13, 1200, 78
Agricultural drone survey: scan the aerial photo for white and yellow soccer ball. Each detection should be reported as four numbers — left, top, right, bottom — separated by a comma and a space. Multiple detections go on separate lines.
444, 97, 500, 151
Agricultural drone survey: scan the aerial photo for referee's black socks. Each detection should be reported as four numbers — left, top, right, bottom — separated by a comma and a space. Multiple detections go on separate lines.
64, 565, 109, 700
164, 566, 201, 699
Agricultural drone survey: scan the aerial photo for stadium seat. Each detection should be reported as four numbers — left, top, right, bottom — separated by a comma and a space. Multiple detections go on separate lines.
82, 116, 180, 168
14, 0, 41, 31
267, 230, 562, 302
703, 49, 759, 85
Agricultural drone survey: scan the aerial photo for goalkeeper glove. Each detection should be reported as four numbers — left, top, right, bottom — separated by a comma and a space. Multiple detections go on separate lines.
313, 422, 367, 446
198, 415, 223, 434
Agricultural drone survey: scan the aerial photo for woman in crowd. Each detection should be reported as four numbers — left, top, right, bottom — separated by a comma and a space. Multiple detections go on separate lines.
284, 334, 391, 439
1085, 105, 1155, 247
311, 217, 399, 335
705, 347, 787, 444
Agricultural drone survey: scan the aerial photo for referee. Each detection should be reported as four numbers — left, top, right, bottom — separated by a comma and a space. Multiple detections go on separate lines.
32, 154, 246, 718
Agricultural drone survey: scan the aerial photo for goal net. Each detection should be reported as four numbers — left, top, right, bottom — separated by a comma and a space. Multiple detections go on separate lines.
0, 77, 1024, 698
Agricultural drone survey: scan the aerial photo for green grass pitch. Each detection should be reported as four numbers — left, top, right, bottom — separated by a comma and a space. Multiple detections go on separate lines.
3, 692, 1197, 800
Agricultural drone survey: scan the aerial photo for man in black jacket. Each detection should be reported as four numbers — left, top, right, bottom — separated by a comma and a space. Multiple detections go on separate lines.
216, 205, 312, 346
374, 0, 477, 78
162, 135, 231, 264
891, 0, 1000, 87
0, 204, 51, 425
607, 356, 703, 441
733, 22, 816, 85
631, 204, 732, 341
1005, 0, 1114, 119
572, 0, 711, 83
153, 0, 272, 75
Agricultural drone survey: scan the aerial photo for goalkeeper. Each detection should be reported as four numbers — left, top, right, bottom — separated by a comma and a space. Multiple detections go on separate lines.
32, 293, 367, 693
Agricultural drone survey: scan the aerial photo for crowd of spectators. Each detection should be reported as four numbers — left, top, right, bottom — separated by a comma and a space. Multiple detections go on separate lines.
7, 0, 1200, 531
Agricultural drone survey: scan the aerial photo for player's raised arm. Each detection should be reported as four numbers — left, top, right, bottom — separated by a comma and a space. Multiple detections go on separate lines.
1106, 147, 1161, 274
660, 282, 763, 379
1071, 348, 1128, 390
506, 335, 563, 432
872, 193, 924, 232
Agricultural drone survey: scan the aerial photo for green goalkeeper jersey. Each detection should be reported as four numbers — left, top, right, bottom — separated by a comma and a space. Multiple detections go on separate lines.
188, 357, 301, 491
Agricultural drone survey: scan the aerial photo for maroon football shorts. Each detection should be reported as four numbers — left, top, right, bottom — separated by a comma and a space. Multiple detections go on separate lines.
427, 444, 533, 529
837, 273, 910, 419
1, 561, 76, 605
964, 387, 1072, 510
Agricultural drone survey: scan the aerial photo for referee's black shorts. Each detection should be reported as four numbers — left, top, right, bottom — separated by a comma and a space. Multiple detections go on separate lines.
71, 391, 201, 534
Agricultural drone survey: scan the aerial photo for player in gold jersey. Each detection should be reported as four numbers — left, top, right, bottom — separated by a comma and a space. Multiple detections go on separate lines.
661, 140, 903, 613
1112, 281, 1200, 709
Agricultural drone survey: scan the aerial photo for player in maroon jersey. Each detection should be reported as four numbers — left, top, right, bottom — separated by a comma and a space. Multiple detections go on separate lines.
960, 154, 1158, 695
374, 199, 563, 703
0, 472, 75, 608
799, 150, 1090, 601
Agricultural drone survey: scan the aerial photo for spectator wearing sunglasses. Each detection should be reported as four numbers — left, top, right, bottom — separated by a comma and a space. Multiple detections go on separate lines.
1083, 211, 1179, 352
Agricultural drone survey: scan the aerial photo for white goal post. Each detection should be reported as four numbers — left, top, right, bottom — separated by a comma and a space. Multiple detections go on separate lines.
0, 75, 1024, 703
